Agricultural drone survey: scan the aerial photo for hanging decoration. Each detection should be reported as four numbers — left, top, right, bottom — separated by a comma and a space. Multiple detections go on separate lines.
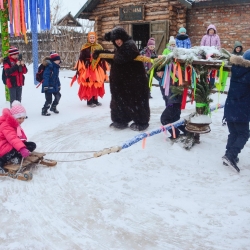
1, 0, 51, 101
0, 0, 10, 101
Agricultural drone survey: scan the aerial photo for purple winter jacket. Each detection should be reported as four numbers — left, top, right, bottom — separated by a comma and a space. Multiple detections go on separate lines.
200, 24, 221, 48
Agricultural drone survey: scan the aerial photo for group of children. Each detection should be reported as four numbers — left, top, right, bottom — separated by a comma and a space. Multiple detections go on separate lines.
0, 24, 249, 173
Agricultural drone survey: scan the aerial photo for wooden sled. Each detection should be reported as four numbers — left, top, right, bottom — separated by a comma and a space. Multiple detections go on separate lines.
1, 151, 57, 181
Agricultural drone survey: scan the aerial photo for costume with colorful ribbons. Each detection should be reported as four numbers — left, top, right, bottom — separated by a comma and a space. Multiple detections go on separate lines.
71, 32, 110, 101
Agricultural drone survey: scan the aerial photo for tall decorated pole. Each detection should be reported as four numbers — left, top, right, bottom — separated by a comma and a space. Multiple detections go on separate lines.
30, 0, 39, 85
0, 0, 10, 101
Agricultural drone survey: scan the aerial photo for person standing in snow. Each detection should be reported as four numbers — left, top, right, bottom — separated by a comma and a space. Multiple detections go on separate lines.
175, 27, 191, 49
200, 24, 221, 89
41, 52, 62, 116
232, 41, 244, 56
75, 32, 109, 108
2, 46, 28, 106
93, 27, 150, 131
222, 50, 250, 172
140, 37, 158, 98
0, 101, 36, 174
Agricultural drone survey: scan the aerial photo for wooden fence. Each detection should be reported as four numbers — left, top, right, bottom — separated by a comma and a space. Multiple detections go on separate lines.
0, 30, 87, 68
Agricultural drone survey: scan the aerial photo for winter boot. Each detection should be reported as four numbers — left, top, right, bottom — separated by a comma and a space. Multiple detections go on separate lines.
87, 98, 97, 108
93, 99, 102, 106
50, 105, 59, 114
110, 122, 128, 129
42, 107, 51, 116
130, 123, 149, 131
222, 155, 240, 172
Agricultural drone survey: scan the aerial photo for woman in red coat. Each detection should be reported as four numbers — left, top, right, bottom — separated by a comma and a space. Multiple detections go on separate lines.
0, 101, 36, 174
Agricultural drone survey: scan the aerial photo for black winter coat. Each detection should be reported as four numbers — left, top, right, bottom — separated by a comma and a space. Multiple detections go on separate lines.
224, 55, 250, 122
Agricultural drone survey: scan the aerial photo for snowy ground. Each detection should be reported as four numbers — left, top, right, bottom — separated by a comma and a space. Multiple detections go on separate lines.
0, 65, 250, 250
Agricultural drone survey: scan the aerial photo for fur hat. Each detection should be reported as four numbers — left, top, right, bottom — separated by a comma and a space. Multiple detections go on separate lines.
10, 101, 26, 119
147, 38, 155, 46
104, 27, 130, 43
168, 36, 176, 46
243, 49, 250, 61
179, 27, 186, 34
50, 52, 61, 62
8, 46, 19, 56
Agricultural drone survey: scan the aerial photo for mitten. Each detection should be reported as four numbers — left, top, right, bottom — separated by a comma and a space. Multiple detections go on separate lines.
19, 147, 30, 158
92, 50, 104, 60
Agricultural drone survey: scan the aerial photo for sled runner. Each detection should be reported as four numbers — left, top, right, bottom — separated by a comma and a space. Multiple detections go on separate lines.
1, 152, 57, 181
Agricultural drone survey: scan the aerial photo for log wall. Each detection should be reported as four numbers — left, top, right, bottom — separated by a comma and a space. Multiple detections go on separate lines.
87, 0, 187, 50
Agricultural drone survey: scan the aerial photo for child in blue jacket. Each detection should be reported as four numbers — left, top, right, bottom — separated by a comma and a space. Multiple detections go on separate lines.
41, 52, 61, 116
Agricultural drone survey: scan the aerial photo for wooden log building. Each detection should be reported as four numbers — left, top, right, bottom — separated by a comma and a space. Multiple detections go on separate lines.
75, 0, 250, 54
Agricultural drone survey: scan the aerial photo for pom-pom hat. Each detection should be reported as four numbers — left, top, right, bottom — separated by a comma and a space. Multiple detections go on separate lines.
50, 52, 61, 62
168, 36, 176, 46
147, 37, 155, 46
10, 101, 26, 119
8, 46, 19, 56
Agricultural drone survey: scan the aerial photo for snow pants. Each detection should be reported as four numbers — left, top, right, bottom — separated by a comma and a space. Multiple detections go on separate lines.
161, 103, 186, 138
0, 141, 36, 167
225, 122, 249, 159
9, 86, 22, 106
43, 91, 61, 109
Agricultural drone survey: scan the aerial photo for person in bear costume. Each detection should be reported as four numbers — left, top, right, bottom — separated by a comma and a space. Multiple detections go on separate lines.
93, 27, 150, 131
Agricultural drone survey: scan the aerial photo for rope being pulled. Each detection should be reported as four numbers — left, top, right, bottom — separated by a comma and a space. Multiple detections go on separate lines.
43, 104, 225, 161
121, 103, 225, 150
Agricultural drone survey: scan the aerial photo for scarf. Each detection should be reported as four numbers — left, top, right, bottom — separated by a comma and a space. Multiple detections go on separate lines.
81, 42, 103, 70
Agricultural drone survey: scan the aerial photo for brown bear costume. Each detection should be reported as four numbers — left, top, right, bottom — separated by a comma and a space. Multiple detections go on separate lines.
93, 27, 150, 131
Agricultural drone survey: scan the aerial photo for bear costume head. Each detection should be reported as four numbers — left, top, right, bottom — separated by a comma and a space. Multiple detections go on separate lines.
104, 27, 131, 48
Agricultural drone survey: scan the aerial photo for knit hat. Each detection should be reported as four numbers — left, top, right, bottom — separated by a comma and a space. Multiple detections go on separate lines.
10, 101, 26, 119
179, 27, 186, 34
50, 52, 61, 62
243, 49, 250, 61
168, 36, 176, 46
147, 37, 155, 46
8, 46, 19, 56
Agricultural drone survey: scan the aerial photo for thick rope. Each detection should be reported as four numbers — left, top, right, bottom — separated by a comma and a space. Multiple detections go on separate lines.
121, 103, 225, 150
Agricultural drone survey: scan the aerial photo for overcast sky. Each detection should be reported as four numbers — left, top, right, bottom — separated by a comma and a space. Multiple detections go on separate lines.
52, 0, 87, 18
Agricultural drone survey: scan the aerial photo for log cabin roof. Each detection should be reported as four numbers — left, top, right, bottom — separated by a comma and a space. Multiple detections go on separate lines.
74, 0, 250, 19
75, 0, 192, 19
74, 0, 100, 19
192, 0, 250, 7
56, 12, 82, 27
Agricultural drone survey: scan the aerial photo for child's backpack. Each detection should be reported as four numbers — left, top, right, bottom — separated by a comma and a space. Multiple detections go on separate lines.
36, 64, 46, 82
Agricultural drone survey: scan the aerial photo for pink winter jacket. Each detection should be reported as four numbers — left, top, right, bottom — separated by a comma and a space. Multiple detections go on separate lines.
0, 109, 27, 157
200, 24, 221, 48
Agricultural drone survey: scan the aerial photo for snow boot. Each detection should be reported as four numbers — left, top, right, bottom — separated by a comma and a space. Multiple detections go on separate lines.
87, 103, 97, 108
222, 155, 240, 173
130, 123, 149, 131
50, 105, 59, 114
42, 107, 51, 116
93, 99, 102, 106
110, 122, 128, 130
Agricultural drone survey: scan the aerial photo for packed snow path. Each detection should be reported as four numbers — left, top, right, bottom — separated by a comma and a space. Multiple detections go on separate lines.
0, 67, 250, 249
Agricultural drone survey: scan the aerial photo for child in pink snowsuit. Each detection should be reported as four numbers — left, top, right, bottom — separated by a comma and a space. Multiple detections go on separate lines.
0, 101, 36, 174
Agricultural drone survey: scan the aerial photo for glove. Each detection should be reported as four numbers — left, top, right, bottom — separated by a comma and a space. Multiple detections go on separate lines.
19, 147, 30, 158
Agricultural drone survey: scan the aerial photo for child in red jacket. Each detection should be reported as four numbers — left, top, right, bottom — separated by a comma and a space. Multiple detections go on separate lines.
0, 101, 36, 174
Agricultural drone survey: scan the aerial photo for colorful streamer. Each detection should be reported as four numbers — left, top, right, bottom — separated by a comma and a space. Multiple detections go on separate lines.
0, 1, 10, 101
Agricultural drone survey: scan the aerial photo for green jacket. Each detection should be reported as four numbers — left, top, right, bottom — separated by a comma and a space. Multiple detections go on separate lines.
232, 41, 243, 56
